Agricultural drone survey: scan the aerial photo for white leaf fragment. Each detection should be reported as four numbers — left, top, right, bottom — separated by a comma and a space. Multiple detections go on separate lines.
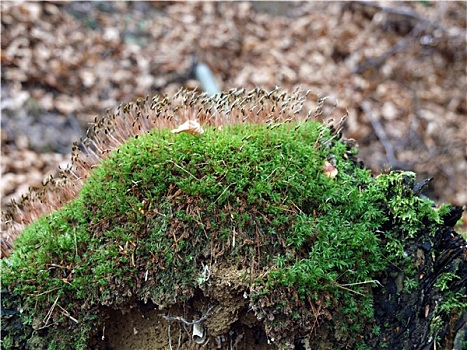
171, 120, 204, 135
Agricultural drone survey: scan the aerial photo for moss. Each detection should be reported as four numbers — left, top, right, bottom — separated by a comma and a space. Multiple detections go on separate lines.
1, 91, 464, 349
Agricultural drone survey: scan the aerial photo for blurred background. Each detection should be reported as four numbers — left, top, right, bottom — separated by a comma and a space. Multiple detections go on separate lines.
1, 1, 466, 226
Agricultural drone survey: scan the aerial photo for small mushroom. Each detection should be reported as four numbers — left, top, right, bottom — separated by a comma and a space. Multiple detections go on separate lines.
323, 161, 338, 179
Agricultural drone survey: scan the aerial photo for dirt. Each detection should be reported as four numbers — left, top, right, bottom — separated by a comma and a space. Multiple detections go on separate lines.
92, 263, 272, 350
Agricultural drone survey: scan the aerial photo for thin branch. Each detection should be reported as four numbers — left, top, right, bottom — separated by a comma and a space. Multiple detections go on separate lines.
43, 295, 59, 326
360, 101, 402, 169
334, 283, 364, 296
168, 160, 198, 180
352, 1, 444, 31
340, 279, 382, 287
353, 2, 446, 74
356, 20, 426, 74
35, 287, 60, 297
57, 304, 79, 324
34, 321, 59, 331
331, 277, 382, 295
214, 182, 236, 204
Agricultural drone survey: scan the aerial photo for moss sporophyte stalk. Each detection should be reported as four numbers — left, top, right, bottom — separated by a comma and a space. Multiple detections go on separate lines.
1, 88, 465, 349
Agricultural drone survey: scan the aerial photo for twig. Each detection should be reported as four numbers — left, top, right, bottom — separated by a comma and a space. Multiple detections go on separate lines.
35, 287, 60, 297
352, 1, 444, 31
168, 160, 197, 180
34, 321, 59, 331
57, 304, 79, 324
356, 20, 426, 74
74, 228, 78, 258
360, 101, 401, 169
43, 295, 59, 326
353, 2, 446, 74
340, 279, 382, 287
333, 283, 364, 296
214, 182, 236, 204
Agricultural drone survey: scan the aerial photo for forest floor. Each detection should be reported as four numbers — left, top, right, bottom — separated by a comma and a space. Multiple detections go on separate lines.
2, 2, 466, 218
